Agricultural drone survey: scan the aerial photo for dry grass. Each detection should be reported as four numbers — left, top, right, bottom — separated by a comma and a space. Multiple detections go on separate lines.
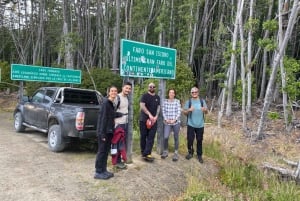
0, 92, 18, 112
176, 110, 300, 200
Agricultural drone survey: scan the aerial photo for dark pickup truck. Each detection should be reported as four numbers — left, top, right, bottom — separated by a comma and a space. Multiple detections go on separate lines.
13, 87, 103, 152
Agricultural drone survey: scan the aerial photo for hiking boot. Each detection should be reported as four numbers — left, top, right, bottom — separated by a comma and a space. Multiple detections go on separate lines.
198, 156, 204, 163
161, 151, 168, 159
115, 162, 127, 169
144, 155, 154, 162
104, 171, 114, 178
172, 153, 179, 162
185, 153, 193, 160
94, 172, 110, 180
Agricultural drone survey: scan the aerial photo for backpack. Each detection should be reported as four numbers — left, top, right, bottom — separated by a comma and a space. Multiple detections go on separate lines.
115, 94, 129, 117
115, 94, 121, 111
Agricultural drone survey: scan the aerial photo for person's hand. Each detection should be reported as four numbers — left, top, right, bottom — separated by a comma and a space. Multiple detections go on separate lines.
153, 115, 158, 123
148, 113, 154, 121
188, 106, 194, 112
101, 137, 106, 141
201, 107, 208, 114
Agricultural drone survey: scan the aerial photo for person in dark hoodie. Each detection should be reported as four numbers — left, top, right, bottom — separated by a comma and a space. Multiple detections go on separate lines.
94, 86, 118, 180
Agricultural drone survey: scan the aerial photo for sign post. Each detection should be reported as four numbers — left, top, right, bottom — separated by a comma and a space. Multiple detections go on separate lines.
120, 39, 177, 157
11, 64, 81, 84
120, 39, 176, 79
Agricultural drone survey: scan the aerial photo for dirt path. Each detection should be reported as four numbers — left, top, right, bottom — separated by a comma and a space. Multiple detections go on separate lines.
0, 110, 218, 201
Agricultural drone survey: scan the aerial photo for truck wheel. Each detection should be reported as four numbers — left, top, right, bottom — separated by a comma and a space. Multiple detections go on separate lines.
14, 112, 25, 132
48, 125, 66, 152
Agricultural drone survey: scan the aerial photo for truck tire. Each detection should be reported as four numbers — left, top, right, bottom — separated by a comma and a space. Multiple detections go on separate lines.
48, 125, 66, 152
14, 112, 26, 132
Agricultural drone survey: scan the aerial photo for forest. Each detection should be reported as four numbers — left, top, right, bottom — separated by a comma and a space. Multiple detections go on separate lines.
0, 0, 300, 137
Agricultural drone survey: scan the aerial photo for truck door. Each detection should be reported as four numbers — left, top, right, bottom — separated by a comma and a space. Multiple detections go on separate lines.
23, 89, 45, 125
35, 89, 56, 129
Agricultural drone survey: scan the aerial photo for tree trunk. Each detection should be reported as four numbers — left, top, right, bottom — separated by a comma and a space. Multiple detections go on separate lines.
246, 0, 254, 116
112, 0, 121, 73
256, 0, 299, 139
279, 0, 290, 130
238, 2, 247, 129
259, 0, 274, 99
63, 0, 73, 70
226, 0, 244, 117
32, 0, 44, 65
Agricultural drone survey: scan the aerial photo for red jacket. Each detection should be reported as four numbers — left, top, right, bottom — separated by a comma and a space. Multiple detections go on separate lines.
111, 126, 127, 165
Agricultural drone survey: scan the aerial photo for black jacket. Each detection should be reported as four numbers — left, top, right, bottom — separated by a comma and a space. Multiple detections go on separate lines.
97, 98, 115, 139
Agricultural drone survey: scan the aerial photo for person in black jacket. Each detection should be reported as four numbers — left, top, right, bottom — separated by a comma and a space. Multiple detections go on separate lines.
94, 86, 118, 180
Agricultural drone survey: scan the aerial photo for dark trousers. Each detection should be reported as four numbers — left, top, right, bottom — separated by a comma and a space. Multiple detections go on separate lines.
139, 121, 157, 156
95, 134, 113, 173
187, 126, 204, 157
116, 123, 127, 163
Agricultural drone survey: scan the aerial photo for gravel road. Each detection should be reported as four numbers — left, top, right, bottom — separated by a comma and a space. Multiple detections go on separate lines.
0, 110, 217, 201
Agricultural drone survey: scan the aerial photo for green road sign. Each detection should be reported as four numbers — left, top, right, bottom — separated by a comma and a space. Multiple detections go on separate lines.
120, 39, 176, 79
11, 64, 81, 84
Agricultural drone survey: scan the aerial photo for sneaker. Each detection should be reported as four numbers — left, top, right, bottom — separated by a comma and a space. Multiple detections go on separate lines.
198, 156, 204, 163
172, 153, 178, 162
115, 162, 127, 169
161, 151, 168, 159
94, 172, 110, 180
185, 153, 193, 160
144, 154, 154, 162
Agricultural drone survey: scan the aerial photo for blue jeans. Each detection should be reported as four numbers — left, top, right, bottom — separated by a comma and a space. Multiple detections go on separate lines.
163, 123, 180, 151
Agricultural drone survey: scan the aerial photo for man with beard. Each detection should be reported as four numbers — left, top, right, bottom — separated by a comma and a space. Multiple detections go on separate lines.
113, 81, 132, 169
139, 83, 160, 162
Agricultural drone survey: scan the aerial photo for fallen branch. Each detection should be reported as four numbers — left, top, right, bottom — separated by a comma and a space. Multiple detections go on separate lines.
283, 158, 298, 167
262, 159, 300, 184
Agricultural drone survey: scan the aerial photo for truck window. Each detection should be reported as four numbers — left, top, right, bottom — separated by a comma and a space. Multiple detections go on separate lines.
43, 89, 55, 104
63, 89, 99, 105
32, 90, 44, 103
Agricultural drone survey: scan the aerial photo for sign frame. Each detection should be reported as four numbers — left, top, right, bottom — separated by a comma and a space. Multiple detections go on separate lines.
11, 64, 81, 84
120, 39, 176, 79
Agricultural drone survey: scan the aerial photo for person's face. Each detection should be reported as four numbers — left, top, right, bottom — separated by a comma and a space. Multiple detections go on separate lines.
122, 84, 132, 96
108, 87, 118, 99
168, 90, 175, 99
148, 84, 156, 93
191, 89, 198, 98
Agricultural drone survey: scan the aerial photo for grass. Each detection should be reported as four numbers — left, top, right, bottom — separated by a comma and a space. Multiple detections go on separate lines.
131, 114, 300, 201
177, 127, 300, 201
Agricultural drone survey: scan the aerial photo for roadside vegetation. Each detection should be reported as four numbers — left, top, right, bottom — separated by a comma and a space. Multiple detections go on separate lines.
127, 111, 300, 200
1, 59, 300, 200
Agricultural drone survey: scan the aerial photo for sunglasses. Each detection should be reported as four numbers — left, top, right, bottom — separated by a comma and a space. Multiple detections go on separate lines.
149, 86, 156, 88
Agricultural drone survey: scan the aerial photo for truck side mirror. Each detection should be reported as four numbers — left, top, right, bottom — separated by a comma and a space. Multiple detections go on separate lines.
22, 96, 29, 102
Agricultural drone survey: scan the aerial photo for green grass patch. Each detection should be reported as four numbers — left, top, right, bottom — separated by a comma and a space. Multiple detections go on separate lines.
180, 135, 300, 200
